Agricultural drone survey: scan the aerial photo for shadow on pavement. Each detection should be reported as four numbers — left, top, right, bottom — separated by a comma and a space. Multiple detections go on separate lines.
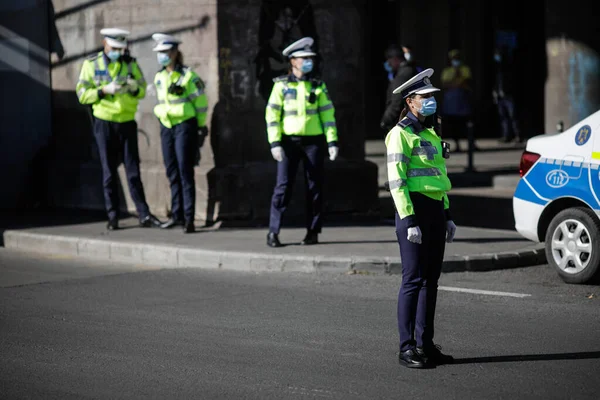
0, 208, 109, 247
377, 192, 515, 231
453, 351, 600, 365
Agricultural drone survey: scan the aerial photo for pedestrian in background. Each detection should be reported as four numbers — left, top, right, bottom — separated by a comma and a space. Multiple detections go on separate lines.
440, 49, 474, 152
76, 27, 162, 230
380, 44, 418, 132
492, 46, 521, 143
151, 33, 209, 234
386, 68, 457, 369
265, 37, 339, 248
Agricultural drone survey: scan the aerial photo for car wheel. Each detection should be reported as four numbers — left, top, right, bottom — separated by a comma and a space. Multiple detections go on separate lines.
545, 207, 600, 284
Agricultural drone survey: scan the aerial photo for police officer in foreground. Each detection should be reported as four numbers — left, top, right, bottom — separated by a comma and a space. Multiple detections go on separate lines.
151, 33, 209, 234
385, 68, 457, 368
265, 37, 339, 248
76, 28, 162, 230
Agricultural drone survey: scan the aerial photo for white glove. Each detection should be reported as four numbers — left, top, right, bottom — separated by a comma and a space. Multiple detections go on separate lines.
271, 146, 284, 162
102, 81, 122, 95
126, 77, 139, 93
328, 146, 339, 161
446, 220, 457, 243
407, 226, 422, 244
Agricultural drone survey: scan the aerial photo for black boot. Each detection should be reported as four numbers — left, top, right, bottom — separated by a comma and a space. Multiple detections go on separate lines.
107, 218, 119, 231
183, 221, 195, 234
139, 214, 163, 228
301, 231, 318, 245
398, 349, 426, 369
416, 345, 454, 365
267, 232, 282, 248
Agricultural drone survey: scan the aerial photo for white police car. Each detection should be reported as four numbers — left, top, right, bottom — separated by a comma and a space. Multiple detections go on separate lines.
513, 109, 600, 284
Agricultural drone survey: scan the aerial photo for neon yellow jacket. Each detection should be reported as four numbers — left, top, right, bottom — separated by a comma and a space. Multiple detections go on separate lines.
385, 113, 452, 227
76, 52, 146, 122
153, 66, 208, 129
265, 74, 337, 147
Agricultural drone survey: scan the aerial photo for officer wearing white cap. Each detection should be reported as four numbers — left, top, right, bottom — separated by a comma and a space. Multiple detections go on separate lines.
151, 33, 209, 234
385, 68, 457, 368
76, 27, 162, 230
265, 37, 339, 247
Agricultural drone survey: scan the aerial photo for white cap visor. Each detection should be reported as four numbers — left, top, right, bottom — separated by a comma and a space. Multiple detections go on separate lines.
105, 37, 127, 49
289, 50, 316, 58
153, 43, 175, 52
413, 86, 440, 95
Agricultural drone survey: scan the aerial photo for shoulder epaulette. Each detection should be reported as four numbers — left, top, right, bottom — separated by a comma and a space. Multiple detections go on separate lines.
86, 53, 100, 61
273, 75, 289, 83
398, 118, 413, 128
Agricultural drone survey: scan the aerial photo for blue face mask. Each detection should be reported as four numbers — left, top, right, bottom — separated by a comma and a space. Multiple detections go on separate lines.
451, 59, 461, 67
494, 54, 502, 63
107, 50, 121, 62
300, 59, 314, 73
418, 97, 437, 116
383, 61, 393, 73
157, 52, 171, 66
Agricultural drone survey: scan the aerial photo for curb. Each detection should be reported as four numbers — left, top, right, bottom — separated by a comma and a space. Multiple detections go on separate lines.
2, 230, 547, 274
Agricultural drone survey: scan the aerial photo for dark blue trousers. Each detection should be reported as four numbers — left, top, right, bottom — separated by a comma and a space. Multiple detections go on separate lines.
160, 118, 197, 223
269, 135, 325, 234
497, 97, 520, 140
395, 192, 446, 352
93, 118, 150, 220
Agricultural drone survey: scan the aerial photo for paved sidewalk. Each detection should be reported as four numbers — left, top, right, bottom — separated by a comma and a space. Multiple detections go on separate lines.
1, 214, 545, 275
1, 139, 540, 275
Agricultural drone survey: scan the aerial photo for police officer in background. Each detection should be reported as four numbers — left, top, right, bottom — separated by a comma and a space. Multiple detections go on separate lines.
151, 33, 209, 234
385, 68, 457, 368
265, 37, 339, 248
76, 28, 162, 230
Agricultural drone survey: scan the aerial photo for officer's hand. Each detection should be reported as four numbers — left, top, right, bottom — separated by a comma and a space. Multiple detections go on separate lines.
271, 146, 284, 162
102, 81, 122, 95
407, 226, 422, 244
446, 220, 457, 243
328, 146, 339, 161
126, 77, 139, 93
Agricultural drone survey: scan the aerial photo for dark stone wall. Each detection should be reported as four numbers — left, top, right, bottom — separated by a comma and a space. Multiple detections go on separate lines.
212, 0, 367, 167
210, 0, 379, 224
0, 1, 54, 209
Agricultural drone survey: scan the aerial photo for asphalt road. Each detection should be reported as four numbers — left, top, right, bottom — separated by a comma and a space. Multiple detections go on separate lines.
1, 248, 599, 399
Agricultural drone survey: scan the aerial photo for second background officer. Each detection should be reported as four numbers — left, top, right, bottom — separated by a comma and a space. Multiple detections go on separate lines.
152, 33, 209, 234
265, 37, 339, 248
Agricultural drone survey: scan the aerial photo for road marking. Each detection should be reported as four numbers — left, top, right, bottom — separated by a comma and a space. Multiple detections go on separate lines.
439, 286, 531, 298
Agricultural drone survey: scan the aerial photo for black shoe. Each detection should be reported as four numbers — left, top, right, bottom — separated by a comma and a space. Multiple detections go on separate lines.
139, 214, 163, 228
267, 232, 282, 248
398, 349, 426, 369
301, 231, 318, 245
160, 218, 183, 229
107, 218, 119, 231
183, 221, 195, 234
416, 344, 454, 365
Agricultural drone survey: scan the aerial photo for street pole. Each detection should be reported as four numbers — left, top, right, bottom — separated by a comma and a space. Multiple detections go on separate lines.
466, 120, 475, 172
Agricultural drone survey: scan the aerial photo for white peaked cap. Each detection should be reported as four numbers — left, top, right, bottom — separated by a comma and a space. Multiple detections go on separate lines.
392, 68, 440, 98
152, 33, 182, 52
100, 28, 130, 49
282, 37, 317, 58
